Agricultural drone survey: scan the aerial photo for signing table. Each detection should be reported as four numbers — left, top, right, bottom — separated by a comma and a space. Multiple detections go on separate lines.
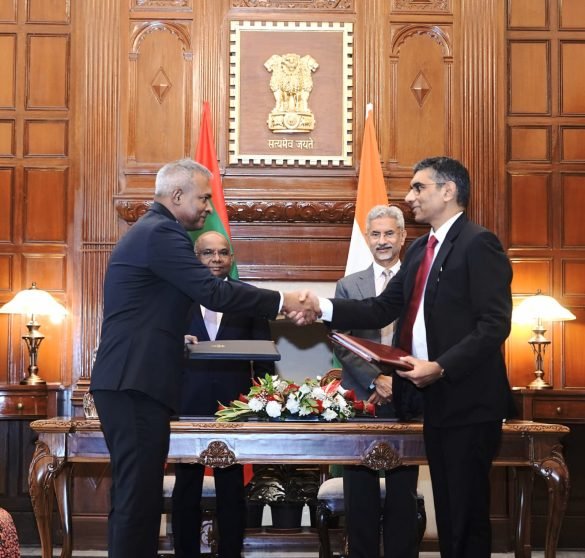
28, 418, 569, 558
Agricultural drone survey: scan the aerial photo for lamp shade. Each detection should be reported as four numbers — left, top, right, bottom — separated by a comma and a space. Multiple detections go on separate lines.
0, 283, 67, 318
512, 292, 576, 324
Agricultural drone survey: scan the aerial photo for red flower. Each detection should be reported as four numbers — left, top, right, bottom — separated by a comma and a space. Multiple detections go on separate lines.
344, 389, 356, 402
283, 383, 299, 396
217, 403, 228, 411
238, 394, 249, 403
352, 400, 364, 412
364, 402, 376, 416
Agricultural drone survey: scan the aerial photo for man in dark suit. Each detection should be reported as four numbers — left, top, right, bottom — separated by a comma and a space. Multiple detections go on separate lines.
334, 205, 420, 558
309, 157, 514, 558
90, 158, 317, 558
172, 231, 275, 558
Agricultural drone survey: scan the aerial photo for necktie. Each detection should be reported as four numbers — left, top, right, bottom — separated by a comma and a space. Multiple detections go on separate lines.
204, 307, 218, 341
399, 235, 438, 353
380, 269, 394, 345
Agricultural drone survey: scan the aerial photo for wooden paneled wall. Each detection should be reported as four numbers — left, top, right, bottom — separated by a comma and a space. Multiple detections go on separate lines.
0, 0, 72, 385
505, 0, 585, 390
0, 0, 583, 393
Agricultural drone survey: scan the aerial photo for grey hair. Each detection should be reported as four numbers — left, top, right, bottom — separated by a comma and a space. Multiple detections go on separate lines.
154, 158, 212, 197
366, 204, 405, 232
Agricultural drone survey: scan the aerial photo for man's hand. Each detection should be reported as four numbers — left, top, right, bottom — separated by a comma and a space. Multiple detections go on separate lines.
367, 391, 388, 406
282, 290, 322, 325
373, 374, 393, 400
396, 356, 444, 388
184, 334, 198, 345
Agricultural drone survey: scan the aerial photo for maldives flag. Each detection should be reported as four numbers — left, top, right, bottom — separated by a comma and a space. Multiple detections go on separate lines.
344, 104, 389, 276
190, 101, 239, 279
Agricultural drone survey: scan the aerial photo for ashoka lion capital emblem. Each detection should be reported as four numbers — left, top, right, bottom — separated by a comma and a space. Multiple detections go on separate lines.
264, 53, 318, 133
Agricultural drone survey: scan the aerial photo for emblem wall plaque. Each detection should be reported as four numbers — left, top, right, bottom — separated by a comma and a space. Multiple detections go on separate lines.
229, 20, 353, 167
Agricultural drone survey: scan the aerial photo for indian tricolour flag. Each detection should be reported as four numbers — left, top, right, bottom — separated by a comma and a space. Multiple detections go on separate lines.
344, 104, 389, 276
191, 101, 239, 279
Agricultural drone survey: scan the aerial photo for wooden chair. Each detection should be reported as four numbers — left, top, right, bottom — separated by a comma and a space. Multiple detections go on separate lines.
161, 469, 218, 556
316, 369, 427, 558
315, 471, 426, 558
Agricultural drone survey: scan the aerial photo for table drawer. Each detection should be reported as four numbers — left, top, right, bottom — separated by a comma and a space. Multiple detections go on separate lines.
532, 399, 585, 421
0, 394, 47, 418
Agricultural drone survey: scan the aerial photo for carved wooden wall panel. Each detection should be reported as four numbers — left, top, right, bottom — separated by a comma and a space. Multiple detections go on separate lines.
389, 26, 453, 168
24, 120, 68, 157
75, 0, 121, 382
565, 311, 585, 387
560, 42, 585, 115
0, 0, 72, 385
508, 126, 551, 162
508, 173, 550, 248
560, 0, 585, 30
508, 0, 548, 29
459, 0, 503, 233
127, 21, 192, 165
0, 169, 13, 241
26, 0, 70, 24
561, 174, 585, 247
0, 34, 16, 108
506, 0, 585, 391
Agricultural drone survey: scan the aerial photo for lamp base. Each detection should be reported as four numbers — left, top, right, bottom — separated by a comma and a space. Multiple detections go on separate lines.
20, 373, 46, 386
527, 374, 552, 390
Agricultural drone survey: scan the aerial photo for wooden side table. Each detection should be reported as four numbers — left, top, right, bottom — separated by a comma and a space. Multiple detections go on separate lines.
513, 388, 585, 549
0, 384, 50, 545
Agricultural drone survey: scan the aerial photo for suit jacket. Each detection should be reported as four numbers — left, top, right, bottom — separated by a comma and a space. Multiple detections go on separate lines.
331, 214, 515, 427
180, 281, 275, 416
90, 202, 280, 412
334, 265, 386, 401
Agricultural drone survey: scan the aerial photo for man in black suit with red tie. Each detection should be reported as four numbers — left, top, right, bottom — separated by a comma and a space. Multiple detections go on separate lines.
314, 157, 514, 558
90, 159, 318, 558
172, 231, 275, 558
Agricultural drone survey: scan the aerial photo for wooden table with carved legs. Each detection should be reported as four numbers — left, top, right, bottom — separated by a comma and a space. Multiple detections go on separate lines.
28, 418, 569, 558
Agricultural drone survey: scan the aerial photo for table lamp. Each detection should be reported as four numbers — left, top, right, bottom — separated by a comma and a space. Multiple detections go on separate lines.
512, 290, 576, 389
0, 282, 67, 385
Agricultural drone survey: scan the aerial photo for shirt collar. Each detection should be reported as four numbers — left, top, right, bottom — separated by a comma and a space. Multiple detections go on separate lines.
430, 211, 464, 245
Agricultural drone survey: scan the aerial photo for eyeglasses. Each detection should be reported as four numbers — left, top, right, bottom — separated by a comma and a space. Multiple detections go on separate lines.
409, 181, 445, 194
197, 249, 232, 259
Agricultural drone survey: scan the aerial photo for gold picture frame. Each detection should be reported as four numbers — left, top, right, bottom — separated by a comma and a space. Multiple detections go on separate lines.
229, 20, 353, 167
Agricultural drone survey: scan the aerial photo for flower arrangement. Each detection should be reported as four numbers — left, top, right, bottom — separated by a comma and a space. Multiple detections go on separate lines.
215, 373, 376, 422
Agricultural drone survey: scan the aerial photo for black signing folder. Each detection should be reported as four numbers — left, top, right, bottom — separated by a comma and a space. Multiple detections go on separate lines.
186, 339, 281, 361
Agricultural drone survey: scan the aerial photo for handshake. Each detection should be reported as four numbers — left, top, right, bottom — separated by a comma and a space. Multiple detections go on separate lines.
282, 291, 322, 325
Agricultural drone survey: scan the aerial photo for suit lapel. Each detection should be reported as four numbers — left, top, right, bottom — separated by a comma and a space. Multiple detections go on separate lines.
424, 214, 467, 311
356, 265, 376, 299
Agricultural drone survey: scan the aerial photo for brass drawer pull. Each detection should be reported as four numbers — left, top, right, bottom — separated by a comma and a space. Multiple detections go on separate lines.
17, 402, 24, 410
556, 406, 562, 415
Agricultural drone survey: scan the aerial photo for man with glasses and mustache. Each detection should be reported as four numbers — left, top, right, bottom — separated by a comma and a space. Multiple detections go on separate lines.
297, 156, 515, 558
171, 231, 275, 558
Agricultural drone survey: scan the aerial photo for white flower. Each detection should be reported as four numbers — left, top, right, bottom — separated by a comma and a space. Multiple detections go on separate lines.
286, 396, 300, 414
265, 400, 282, 418
248, 397, 265, 412
311, 387, 326, 400
322, 398, 332, 409
299, 383, 311, 395
322, 408, 337, 421
335, 395, 347, 408
298, 405, 312, 416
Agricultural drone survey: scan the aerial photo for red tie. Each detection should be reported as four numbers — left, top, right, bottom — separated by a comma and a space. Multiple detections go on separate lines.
399, 235, 438, 353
